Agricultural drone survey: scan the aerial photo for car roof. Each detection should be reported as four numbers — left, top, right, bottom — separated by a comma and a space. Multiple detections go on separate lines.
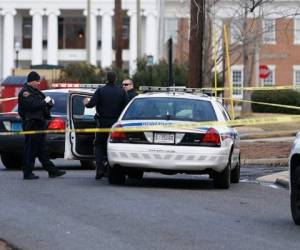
43, 88, 95, 94
134, 92, 216, 101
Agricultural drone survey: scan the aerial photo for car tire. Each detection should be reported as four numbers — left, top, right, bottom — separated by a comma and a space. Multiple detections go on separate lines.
291, 166, 300, 225
1, 153, 22, 170
108, 166, 126, 185
127, 169, 144, 179
80, 160, 96, 170
231, 154, 240, 183
214, 155, 231, 189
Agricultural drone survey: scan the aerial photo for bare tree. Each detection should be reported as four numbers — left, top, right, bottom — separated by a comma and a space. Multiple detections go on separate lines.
115, 0, 123, 69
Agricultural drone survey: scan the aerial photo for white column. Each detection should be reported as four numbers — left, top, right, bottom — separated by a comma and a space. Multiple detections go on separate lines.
30, 9, 44, 65
144, 10, 158, 62
128, 10, 137, 75
1, 9, 16, 78
46, 9, 60, 65
100, 10, 114, 68
84, 9, 98, 65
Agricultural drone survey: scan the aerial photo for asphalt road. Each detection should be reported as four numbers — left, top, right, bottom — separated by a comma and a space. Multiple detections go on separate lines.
0, 160, 299, 250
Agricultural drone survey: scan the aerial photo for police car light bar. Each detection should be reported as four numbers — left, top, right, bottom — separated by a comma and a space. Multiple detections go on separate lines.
51, 83, 104, 89
139, 86, 212, 96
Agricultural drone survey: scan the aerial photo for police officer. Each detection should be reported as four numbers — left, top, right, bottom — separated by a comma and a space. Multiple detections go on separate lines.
122, 79, 138, 100
18, 71, 66, 180
84, 71, 129, 180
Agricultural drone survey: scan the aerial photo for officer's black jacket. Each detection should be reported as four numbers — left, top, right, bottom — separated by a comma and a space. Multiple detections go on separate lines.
18, 83, 51, 121
85, 83, 129, 120
127, 88, 138, 101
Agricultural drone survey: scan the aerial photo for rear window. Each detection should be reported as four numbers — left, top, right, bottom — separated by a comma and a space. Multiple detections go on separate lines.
12, 92, 67, 115
122, 97, 217, 122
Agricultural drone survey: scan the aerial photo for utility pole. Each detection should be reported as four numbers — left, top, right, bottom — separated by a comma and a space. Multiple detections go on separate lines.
86, 0, 91, 64
167, 38, 173, 86
137, 0, 142, 59
115, 0, 123, 69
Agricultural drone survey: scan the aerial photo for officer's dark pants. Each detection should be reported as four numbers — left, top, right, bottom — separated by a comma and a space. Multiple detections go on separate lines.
94, 118, 116, 175
22, 120, 57, 177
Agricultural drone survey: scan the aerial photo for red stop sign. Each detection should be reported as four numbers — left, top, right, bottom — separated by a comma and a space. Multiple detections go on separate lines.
259, 65, 270, 79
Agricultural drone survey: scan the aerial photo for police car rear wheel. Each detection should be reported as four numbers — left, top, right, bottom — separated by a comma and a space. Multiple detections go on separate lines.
127, 169, 144, 179
231, 154, 240, 184
214, 155, 231, 189
1, 153, 22, 169
108, 166, 126, 185
291, 166, 300, 225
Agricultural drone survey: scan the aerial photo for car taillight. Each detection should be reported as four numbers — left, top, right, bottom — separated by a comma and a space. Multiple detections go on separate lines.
110, 124, 128, 142
202, 127, 221, 145
48, 118, 65, 130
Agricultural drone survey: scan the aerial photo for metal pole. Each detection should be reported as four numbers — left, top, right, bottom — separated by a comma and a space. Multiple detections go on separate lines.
86, 0, 91, 64
158, 0, 165, 60
16, 51, 19, 69
167, 38, 173, 87
137, 0, 142, 59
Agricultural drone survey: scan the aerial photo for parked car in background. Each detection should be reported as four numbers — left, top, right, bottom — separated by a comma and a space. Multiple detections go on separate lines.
289, 132, 300, 225
0, 88, 96, 169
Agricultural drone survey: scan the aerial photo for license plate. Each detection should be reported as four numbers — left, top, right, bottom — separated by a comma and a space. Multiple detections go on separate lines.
11, 122, 22, 131
154, 133, 175, 144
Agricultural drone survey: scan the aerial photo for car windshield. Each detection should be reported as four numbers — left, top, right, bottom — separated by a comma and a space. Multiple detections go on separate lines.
122, 97, 218, 122
12, 92, 67, 115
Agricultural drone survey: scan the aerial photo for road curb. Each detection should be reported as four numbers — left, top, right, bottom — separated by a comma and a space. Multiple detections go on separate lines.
275, 178, 289, 188
242, 158, 288, 165
256, 171, 289, 188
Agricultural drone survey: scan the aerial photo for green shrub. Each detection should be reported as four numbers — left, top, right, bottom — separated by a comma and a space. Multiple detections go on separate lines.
132, 59, 188, 88
61, 62, 102, 83
251, 89, 300, 114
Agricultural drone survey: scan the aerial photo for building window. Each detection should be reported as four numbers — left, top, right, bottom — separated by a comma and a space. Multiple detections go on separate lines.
58, 17, 86, 49
231, 66, 243, 99
165, 18, 178, 43
263, 19, 276, 44
262, 65, 275, 86
22, 17, 32, 49
294, 18, 300, 44
113, 11, 130, 50
293, 66, 300, 87
123, 12, 129, 49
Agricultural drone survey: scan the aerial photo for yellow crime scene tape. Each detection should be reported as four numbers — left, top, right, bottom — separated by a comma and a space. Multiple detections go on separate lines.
201, 85, 300, 92
0, 82, 300, 135
1, 114, 300, 136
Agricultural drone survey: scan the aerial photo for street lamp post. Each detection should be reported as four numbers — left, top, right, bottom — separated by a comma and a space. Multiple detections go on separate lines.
86, 0, 91, 64
15, 41, 21, 69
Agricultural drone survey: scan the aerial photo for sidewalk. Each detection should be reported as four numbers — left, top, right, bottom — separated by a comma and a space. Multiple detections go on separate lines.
239, 127, 293, 189
256, 171, 289, 188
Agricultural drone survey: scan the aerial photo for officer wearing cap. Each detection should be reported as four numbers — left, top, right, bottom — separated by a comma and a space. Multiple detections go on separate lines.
18, 71, 66, 180
84, 71, 129, 180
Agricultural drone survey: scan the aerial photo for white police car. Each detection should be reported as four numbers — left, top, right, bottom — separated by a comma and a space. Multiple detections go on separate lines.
105, 87, 241, 188
289, 132, 300, 225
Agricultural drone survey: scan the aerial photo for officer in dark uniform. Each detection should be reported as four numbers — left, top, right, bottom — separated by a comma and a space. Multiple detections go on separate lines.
122, 79, 138, 100
18, 71, 66, 180
84, 71, 129, 179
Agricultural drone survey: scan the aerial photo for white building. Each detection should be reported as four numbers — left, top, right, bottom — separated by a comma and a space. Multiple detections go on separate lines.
0, 0, 189, 81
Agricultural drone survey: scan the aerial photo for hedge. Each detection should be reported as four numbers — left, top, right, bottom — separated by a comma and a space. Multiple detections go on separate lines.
251, 89, 300, 114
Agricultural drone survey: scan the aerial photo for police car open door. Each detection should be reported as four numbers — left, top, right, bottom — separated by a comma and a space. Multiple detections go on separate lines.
65, 91, 96, 160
